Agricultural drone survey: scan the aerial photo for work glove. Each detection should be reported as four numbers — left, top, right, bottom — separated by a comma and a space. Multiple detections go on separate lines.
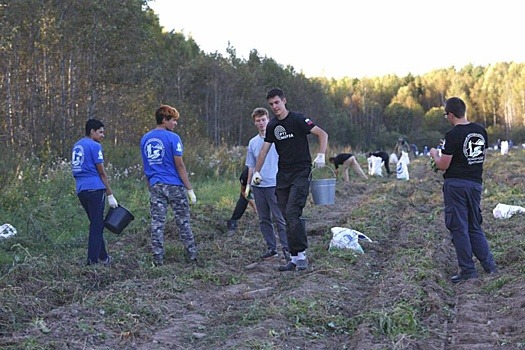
244, 184, 252, 199
313, 153, 326, 168
252, 171, 262, 185
187, 189, 197, 205
107, 194, 118, 209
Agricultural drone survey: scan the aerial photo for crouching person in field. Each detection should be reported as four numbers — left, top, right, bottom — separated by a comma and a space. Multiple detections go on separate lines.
328, 153, 368, 181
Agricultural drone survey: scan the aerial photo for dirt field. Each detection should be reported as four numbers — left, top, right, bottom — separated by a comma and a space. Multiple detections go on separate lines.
2, 151, 525, 349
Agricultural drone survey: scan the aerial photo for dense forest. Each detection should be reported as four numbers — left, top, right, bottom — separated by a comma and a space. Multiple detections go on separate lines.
1, 0, 524, 170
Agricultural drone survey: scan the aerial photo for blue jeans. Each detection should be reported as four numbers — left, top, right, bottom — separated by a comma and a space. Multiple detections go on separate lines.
443, 178, 496, 276
78, 189, 108, 264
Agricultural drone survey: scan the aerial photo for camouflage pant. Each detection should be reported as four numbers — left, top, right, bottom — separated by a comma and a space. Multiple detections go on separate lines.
149, 183, 196, 257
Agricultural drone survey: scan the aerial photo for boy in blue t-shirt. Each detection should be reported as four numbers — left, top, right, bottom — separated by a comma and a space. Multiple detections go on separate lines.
72, 119, 118, 266
140, 105, 197, 266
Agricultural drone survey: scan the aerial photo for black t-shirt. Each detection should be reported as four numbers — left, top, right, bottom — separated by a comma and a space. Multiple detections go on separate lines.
265, 111, 316, 172
442, 122, 487, 184
332, 153, 353, 168
370, 151, 389, 163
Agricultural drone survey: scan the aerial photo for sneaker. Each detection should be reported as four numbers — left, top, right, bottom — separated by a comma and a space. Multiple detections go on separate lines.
188, 250, 197, 262
296, 259, 308, 271
485, 266, 498, 274
102, 255, 113, 267
260, 250, 279, 260
451, 272, 478, 283
277, 261, 297, 271
153, 255, 164, 267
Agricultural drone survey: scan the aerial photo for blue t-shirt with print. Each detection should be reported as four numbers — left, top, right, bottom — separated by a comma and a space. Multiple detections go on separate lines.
71, 138, 106, 194
141, 129, 184, 186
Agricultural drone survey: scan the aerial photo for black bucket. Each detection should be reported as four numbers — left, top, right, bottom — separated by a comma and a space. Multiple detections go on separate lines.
104, 205, 134, 234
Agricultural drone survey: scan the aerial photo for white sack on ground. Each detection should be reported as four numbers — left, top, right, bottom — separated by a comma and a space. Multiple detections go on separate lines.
367, 156, 383, 177
0, 223, 17, 240
493, 203, 525, 219
329, 227, 373, 254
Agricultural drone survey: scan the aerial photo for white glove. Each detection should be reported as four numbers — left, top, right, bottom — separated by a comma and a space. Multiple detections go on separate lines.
187, 189, 197, 205
107, 194, 118, 208
313, 153, 326, 168
252, 171, 262, 185
244, 184, 251, 198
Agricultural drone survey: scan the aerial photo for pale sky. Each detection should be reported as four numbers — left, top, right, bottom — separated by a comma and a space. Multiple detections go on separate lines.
147, 0, 524, 79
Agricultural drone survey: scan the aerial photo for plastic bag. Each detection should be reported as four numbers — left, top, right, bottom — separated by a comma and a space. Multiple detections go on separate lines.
493, 203, 525, 219
329, 227, 373, 254
0, 223, 17, 240
389, 153, 398, 164
396, 161, 409, 180
500, 141, 509, 155
367, 156, 383, 177
399, 151, 410, 165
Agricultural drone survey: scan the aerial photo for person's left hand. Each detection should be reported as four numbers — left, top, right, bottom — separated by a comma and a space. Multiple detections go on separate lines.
313, 153, 326, 168
187, 189, 197, 205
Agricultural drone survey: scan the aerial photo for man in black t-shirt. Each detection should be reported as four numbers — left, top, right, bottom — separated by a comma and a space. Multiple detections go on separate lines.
253, 88, 328, 271
429, 97, 497, 283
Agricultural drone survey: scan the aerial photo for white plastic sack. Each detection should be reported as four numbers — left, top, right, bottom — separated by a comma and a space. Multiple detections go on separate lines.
500, 141, 509, 155
396, 161, 409, 180
0, 223, 17, 240
367, 156, 383, 177
493, 203, 525, 219
399, 151, 410, 165
329, 227, 373, 254
389, 153, 398, 164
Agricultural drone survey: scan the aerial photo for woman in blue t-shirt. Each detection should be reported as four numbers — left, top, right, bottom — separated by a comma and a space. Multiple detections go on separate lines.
72, 119, 118, 266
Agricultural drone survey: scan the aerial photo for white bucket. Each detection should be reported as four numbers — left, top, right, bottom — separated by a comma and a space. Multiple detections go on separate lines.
309, 167, 336, 205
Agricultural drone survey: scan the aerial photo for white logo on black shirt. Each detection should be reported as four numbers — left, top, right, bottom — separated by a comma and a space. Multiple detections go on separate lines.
274, 125, 294, 141
463, 133, 485, 165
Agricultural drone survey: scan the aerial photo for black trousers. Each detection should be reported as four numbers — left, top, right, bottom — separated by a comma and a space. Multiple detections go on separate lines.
275, 167, 310, 255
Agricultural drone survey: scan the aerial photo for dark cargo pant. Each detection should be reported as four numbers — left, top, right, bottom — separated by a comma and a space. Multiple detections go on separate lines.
149, 183, 196, 259
275, 167, 310, 256
443, 178, 496, 276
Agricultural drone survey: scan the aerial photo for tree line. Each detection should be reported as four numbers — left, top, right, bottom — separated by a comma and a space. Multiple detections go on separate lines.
1, 0, 524, 172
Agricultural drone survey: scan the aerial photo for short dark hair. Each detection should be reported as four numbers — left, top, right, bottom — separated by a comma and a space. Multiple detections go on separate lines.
155, 105, 180, 124
266, 88, 285, 100
445, 97, 466, 118
85, 119, 104, 136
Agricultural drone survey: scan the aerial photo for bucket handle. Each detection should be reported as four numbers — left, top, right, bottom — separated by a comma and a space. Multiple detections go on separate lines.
309, 166, 336, 181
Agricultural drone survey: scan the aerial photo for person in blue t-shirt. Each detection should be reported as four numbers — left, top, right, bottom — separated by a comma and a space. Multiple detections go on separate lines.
72, 119, 118, 266
140, 105, 197, 266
